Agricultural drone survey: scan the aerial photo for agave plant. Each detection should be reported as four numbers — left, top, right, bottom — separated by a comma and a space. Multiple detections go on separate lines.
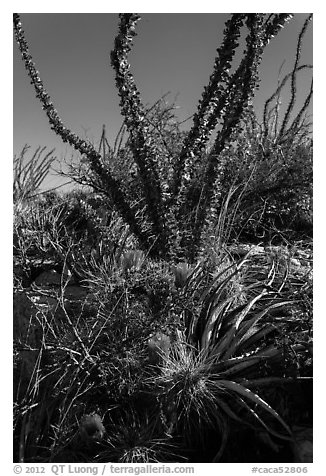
147, 253, 305, 461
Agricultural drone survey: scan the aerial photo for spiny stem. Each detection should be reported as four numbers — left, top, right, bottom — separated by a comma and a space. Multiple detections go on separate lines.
13, 13, 151, 251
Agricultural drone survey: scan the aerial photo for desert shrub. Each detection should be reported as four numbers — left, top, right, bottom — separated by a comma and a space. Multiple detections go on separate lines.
13, 13, 312, 463
13, 186, 134, 287
14, 145, 56, 204
218, 16, 312, 243
218, 109, 312, 243
143, 249, 312, 461
13, 235, 312, 462
15, 13, 306, 261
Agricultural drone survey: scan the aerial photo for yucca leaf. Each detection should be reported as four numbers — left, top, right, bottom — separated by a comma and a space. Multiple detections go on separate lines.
238, 376, 294, 388
216, 356, 262, 378
237, 300, 290, 338
257, 343, 306, 359
211, 415, 229, 462
200, 282, 271, 353
215, 395, 246, 424
224, 300, 291, 357
200, 263, 240, 304
212, 289, 268, 359
200, 297, 235, 350
238, 324, 280, 355
217, 380, 292, 435
209, 352, 257, 369
237, 312, 272, 341
253, 344, 283, 359
235, 396, 293, 440
200, 253, 249, 302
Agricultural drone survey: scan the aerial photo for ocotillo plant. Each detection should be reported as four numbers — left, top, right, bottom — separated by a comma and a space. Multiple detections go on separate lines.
13, 145, 55, 203
262, 14, 313, 149
221, 14, 312, 239
14, 13, 296, 262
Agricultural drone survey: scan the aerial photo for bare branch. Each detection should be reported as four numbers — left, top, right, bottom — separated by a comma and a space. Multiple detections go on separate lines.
13, 13, 151, 251
279, 14, 312, 137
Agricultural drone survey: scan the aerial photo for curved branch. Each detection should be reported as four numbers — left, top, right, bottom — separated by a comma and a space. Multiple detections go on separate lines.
280, 78, 313, 145
13, 13, 151, 251
279, 14, 312, 137
262, 64, 312, 140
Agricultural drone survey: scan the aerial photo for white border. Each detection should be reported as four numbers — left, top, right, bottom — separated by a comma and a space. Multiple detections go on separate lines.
4, 3, 323, 473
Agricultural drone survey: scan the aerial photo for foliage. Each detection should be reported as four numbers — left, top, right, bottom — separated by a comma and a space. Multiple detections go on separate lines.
13, 196, 312, 461
146, 249, 313, 459
14, 145, 55, 205
95, 409, 180, 463
217, 15, 312, 243
219, 114, 312, 242
13, 13, 312, 464
13, 188, 134, 288
13, 13, 298, 261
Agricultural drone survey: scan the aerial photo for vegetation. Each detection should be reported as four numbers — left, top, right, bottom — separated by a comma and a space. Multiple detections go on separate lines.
13, 13, 312, 463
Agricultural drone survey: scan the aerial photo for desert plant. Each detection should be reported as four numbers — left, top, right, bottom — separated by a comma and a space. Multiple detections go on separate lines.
13, 13, 312, 464
95, 409, 180, 463
216, 15, 312, 242
149, 339, 292, 461
145, 251, 311, 461
14, 145, 56, 205
13, 13, 297, 261
13, 186, 136, 288
13, 225, 312, 462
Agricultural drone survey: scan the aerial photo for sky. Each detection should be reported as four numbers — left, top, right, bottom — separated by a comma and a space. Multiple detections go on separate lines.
13, 13, 312, 192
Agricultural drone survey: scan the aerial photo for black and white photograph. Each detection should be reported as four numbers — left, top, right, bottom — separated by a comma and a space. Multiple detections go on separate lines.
12, 8, 313, 468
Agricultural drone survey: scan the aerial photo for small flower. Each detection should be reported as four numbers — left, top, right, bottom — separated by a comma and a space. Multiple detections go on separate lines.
121, 249, 145, 272
148, 332, 171, 365
172, 262, 192, 288
79, 413, 106, 441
